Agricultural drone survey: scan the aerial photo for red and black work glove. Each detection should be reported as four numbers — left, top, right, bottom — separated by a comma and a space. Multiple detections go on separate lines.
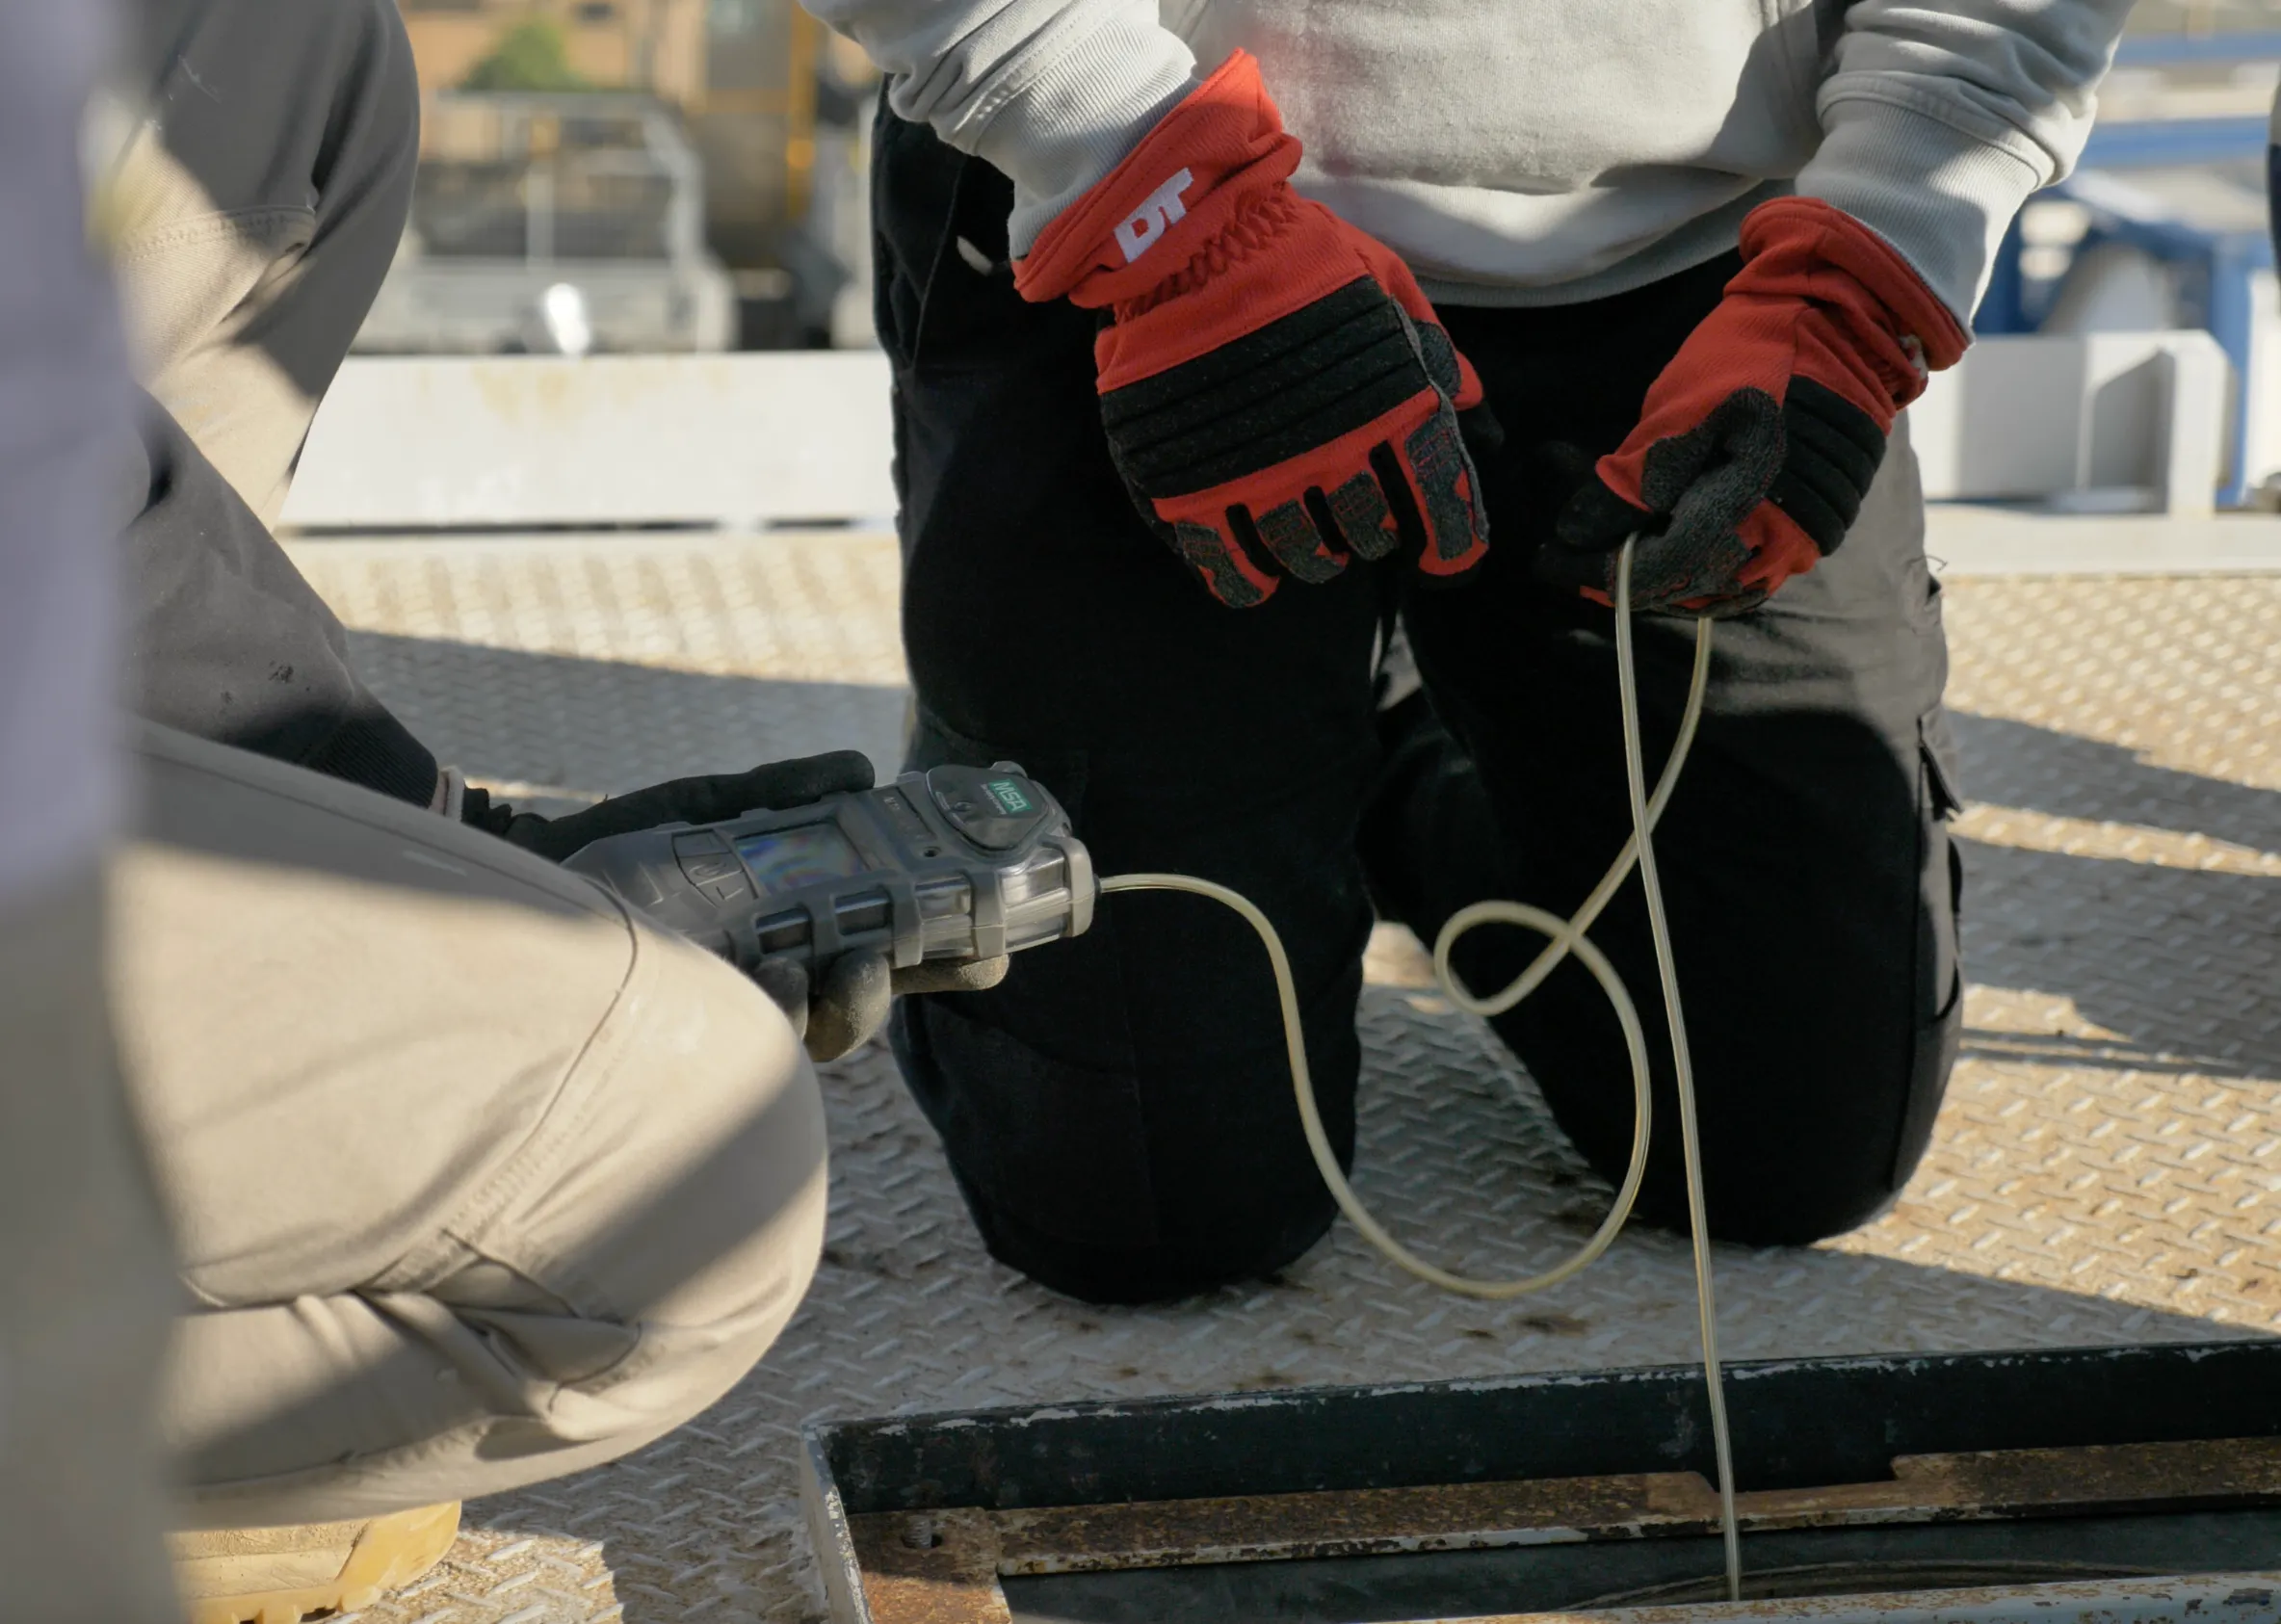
1542, 196, 1967, 616
1014, 50, 1490, 609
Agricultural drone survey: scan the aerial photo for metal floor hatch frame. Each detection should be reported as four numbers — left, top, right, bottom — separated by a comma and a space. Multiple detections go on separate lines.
803, 1341, 2281, 1623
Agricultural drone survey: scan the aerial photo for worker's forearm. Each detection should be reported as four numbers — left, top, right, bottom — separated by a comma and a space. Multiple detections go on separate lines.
801, 0, 1193, 251
1796, 0, 2133, 326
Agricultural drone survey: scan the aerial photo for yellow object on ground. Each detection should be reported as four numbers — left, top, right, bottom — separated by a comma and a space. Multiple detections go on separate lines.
170, 1501, 461, 1624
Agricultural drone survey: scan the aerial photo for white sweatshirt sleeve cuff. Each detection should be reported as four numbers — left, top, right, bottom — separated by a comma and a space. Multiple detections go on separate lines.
1796, 94, 2049, 334
967, 13, 1195, 253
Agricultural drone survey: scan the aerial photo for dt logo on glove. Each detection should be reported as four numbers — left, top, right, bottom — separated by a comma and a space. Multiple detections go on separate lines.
1114, 170, 1194, 263
1014, 52, 1491, 608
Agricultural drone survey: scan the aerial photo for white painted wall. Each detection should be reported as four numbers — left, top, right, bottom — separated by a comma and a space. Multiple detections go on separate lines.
2241, 269, 2281, 502
285, 338, 2231, 531
1910, 330, 2228, 515
281, 353, 897, 531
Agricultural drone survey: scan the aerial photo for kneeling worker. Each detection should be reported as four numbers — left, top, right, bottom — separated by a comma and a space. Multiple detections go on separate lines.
830, 0, 2130, 1303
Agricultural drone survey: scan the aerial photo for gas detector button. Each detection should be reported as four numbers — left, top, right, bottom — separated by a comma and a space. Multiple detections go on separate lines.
925, 765, 1045, 851
673, 832, 753, 903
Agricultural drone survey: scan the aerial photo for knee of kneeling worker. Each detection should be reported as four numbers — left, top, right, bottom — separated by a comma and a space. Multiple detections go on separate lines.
507, 929, 830, 1416
1627, 1131, 1909, 1248
957, 1168, 1339, 1306
1698, 1171, 1898, 1247
1586, 1008, 1954, 1249
894, 996, 1352, 1304
1694, 1034, 1953, 1246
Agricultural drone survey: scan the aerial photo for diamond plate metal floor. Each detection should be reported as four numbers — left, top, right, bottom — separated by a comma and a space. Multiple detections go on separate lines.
280, 536, 2281, 1624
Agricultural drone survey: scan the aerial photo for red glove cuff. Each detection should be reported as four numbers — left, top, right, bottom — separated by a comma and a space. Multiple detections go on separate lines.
1734, 197, 1968, 411
1014, 50, 1300, 309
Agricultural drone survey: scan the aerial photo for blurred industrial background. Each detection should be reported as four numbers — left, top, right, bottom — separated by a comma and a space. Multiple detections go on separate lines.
342, 0, 2281, 519
375, 0, 878, 357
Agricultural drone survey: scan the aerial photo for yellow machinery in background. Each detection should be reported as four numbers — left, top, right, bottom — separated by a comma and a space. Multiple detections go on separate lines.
392, 0, 876, 349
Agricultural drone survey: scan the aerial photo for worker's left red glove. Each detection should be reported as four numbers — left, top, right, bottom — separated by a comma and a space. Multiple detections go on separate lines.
1542, 197, 1967, 615
1014, 51, 1489, 609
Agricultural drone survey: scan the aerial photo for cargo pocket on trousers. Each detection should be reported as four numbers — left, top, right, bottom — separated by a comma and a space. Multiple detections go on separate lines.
1893, 707, 1966, 1189
893, 706, 1167, 1251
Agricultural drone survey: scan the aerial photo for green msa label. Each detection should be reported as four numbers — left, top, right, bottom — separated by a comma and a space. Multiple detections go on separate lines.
983, 778, 1034, 815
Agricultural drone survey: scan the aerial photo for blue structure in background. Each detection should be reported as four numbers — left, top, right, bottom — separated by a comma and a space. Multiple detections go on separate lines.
1979, 33, 2281, 505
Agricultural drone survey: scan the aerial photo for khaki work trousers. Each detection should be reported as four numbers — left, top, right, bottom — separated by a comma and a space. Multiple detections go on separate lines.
112, 0, 419, 525
124, 728, 828, 1527
103, 0, 830, 1527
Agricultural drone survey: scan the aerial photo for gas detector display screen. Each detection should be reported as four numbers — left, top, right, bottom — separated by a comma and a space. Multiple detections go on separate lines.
735, 825, 866, 895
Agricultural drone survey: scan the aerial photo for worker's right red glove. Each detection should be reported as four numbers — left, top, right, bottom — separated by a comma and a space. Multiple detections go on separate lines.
1014, 51, 1489, 609
1543, 197, 1967, 615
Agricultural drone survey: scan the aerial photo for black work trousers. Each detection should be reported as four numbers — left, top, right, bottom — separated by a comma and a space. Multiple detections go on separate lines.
877, 112, 1965, 1305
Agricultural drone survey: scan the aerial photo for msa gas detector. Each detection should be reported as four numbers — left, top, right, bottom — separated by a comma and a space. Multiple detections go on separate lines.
562, 763, 1094, 978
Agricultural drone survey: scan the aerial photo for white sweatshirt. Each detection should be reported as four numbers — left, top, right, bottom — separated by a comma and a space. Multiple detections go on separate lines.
807, 0, 2133, 327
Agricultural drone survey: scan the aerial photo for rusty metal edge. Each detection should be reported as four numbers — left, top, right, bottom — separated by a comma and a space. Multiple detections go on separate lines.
982, 1438, 2281, 1576
991, 1474, 1708, 1576
1440, 1569, 2281, 1624
847, 1508, 1011, 1624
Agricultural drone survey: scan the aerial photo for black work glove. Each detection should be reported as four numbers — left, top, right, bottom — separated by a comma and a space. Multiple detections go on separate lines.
463, 751, 1009, 1061
462, 751, 878, 860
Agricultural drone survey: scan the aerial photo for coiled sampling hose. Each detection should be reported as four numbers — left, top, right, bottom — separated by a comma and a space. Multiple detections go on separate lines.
1097, 543, 1744, 1598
